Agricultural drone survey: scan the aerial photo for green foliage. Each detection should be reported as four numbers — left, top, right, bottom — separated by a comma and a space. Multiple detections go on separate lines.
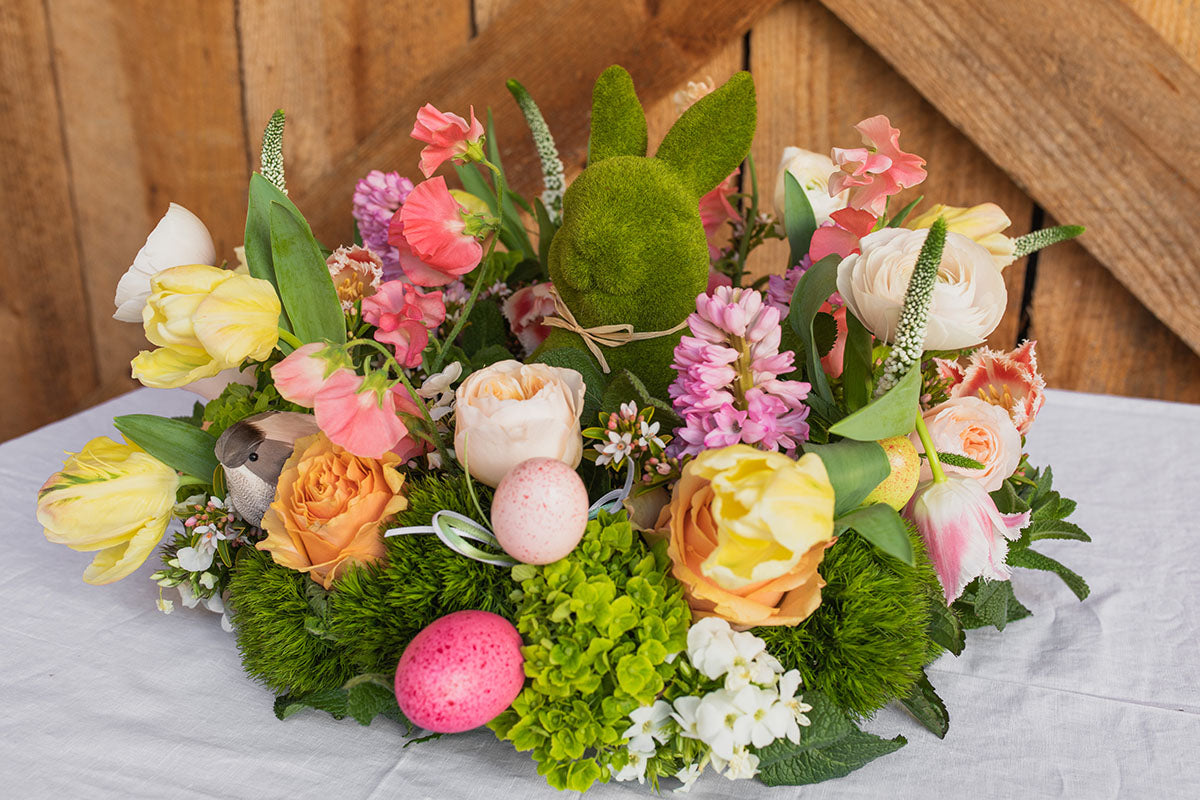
588, 66, 647, 162
953, 578, 1031, 631
112, 414, 218, 481
783, 171, 817, 267
202, 381, 302, 439
1013, 224, 1085, 257
828, 362, 920, 441
927, 596, 965, 655
457, 298, 507, 356
834, 504, 915, 567
274, 672, 412, 729
326, 472, 517, 676
755, 691, 906, 786
489, 510, 691, 792
269, 200, 346, 346
228, 547, 359, 695
789, 255, 840, 417
805, 439, 890, 516
756, 527, 942, 717
897, 671, 949, 739
530, 346, 606, 423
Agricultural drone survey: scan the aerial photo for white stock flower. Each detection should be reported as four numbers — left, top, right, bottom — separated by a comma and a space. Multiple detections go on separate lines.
686, 617, 738, 679
175, 545, 214, 573
695, 689, 754, 760
738, 685, 793, 748
722, 630, 772, 690
713, 746, 760, 781
612, 748, 651, 783
114, 203, 217, 322
671, 695, 703, 739
777, 670, 813, 741
623, 701, 673, 752
673, 763, 704, 793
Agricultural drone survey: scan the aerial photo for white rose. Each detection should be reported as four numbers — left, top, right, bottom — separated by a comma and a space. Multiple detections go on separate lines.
453, 360, 585, 487
835, 227, 1007, 350
114, 203, 216, 322
773, 147, 848, 227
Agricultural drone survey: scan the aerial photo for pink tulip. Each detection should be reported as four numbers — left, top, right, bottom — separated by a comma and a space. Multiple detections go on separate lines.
312, 370, 410, 460
362, 281, 446, 368
699, 169, 740, 259
809, 207, 878, 262
272, 343, 345, 407
937, 340, 1046, 437
501, 282, 557, 354
411, 104, 484, 178
906, 476, 1030, 604
829, 115, 926, 217
389, 177, 484, 287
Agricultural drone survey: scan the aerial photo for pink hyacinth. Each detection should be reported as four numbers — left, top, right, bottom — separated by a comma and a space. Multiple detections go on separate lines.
362, 281, 446, 368
352, 170, 414, 280
669, 286, 811, 457
829, 115, 926, 217
411, 104, 484, 179
389, 177, 484, 287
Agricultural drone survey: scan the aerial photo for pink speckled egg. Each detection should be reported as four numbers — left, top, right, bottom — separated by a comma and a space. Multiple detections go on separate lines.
490, 457, 589, 564
394, 610, 524, 733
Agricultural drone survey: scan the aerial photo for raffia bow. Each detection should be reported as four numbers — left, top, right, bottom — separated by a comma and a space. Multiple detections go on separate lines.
541, 287, 688, 372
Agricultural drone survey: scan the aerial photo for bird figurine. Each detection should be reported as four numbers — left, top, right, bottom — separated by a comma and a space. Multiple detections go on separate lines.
214, 411, 320, 527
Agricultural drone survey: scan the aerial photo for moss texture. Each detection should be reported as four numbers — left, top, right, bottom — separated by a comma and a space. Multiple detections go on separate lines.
755, 525, 943, 718
546, 66, 757, 399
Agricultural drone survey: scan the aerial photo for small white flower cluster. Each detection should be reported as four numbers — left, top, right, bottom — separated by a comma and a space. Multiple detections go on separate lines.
594, 402, 665, 468
416, 361, 463, 422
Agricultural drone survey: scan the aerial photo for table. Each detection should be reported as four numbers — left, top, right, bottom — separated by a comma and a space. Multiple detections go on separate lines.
2, 388, 1198, 799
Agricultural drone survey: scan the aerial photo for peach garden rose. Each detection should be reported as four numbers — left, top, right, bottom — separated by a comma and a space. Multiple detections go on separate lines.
910, 396, 1021, 492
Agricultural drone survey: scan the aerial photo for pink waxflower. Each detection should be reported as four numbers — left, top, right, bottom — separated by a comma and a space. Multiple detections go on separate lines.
907, 476, 1030, 604
411, 104, 485, 178
312, 370, 410, 459
699, 169, 740, 259
829, 115, 927, 217
272, 343, 349, 407
362, 281, 446, 368
502, 282, 558, 355
389, 177, 484, 287
809, 207, 878, 262
326, 245, 383, 313
937, 340, 1046, 437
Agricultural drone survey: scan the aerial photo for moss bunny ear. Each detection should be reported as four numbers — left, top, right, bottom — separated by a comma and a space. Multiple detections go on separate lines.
588, 65, 648, 162
655, 71, 756, 198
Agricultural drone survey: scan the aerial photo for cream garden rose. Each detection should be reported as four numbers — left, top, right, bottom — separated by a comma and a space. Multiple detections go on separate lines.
453, 360, 586, 487
773, 147, 848, 227
836, 227, 1007, 350
911, 396, 1021, 492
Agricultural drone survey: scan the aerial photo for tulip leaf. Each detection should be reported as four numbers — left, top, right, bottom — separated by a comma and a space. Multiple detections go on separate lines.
885, 195, 923, 228
834, 505, 915, 566
805, 439, 889, 517
841, 311, 874, 412
827, 363, 921, 441
244, 172, 313, 334
113, 414, 219, 482
783, 171, 817, 267
898, 670, 949, 739
269, 201, 346, 346
788, 255, 841, 417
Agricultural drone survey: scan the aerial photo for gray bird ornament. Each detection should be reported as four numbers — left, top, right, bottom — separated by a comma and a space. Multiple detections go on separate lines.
214, 411, 320, 527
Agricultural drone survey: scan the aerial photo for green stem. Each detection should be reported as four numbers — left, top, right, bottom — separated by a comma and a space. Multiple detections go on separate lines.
177, 475, 210, 488
733, 153, 759, 289
914, 413, 947, 484
277, 327, 304, 351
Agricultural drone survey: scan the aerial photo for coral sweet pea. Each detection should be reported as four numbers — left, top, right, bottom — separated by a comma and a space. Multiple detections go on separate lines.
809, 207, 878, 262
829, 115, 927, 217
362, 281, 446, 368
411, 103, 485, 178
389, 177, 486, 287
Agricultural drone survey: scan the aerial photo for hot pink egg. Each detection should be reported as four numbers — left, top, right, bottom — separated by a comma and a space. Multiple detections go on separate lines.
490, 457, 589, 564
394, 610, 524, 733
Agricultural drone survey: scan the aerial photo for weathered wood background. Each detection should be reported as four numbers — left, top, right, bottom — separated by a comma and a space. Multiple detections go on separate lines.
2, 0, 1198, 443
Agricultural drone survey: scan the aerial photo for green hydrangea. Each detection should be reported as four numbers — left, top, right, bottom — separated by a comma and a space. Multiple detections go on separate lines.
489, 510, 691, 792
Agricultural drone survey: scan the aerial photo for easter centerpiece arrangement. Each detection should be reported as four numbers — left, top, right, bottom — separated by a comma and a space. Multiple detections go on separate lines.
36, 66, 1092, 792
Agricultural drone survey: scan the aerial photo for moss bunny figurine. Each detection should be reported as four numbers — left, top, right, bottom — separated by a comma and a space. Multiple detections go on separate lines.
538, 65, 756, 399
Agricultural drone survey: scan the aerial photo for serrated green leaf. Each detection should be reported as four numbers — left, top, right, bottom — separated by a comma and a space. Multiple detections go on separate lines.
344, 674, 403, 726
834, 506, 915, 566
113, 414, 218, 481
532, 347, 606, 423
269, 201, 345, 345
1027, 518, 1091, 542
788, 255, 840, 416
783, 171, 818, 267
1007, 548, 1090, 600
898, 671, 948, 739
927, 597, 965, 656
274, 687, 348, 721
471, 343, 514, 370
805, 439, 889, 516
812, 311, 838, 359
956, 578, 1032, 631
827, 363, 920, 441
989, 479, 1031, 515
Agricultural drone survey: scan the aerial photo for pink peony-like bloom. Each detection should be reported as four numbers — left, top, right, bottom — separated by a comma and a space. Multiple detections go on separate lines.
272, 343, 347, 407
911, 396, 1022, 492
907, 476, 1030, 604
809, 207, 878, 262
362, 281, 446, 368
352, 171, 414, 280
699, 169, 740, 260
312, 370, 411, 460
326, 245, 383, 313
937, 340, 1046, 437
502, 282, 557, 355
389, 177, 484, 287
411, 104, 484, 179
829, 115, 926, 217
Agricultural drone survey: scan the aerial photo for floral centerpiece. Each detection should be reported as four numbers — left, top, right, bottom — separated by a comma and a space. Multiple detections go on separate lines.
36, 66, 1090, 793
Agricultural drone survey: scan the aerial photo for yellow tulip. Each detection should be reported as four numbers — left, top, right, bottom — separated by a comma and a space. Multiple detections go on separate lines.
907, 202, 1016, 269
37, 437, 180, 584
131, 264, 280, 389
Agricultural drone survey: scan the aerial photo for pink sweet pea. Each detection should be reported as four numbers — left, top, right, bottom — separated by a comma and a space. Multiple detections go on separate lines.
272, 343, 347, 406
388, 384, 434, 463
502, 282, 557, 355
699, 169, 740, 259
312, 370, 410, 460
906, 476, 1030, 604
362, 281, 446, 368
937, 340, 1046, 437
389, 177, 484, 287
829, 115, 926, 217
411, 104, 484, 178
809, 207, 878, 262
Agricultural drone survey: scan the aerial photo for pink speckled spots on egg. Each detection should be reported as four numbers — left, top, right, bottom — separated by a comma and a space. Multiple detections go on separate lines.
490, 457, 589, 564
394, 610, 524, 734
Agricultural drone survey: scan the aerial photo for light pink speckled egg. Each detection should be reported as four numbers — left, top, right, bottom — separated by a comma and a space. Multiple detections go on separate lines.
490, 457, 589, 564
394, 610, 524, 733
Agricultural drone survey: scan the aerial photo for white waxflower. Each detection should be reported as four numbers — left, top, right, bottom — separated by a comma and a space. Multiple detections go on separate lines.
612, 748, 650, 783
623, 701, 673, 752
714, 746, 760, 781
671, 695, 703, 739
638, 419, 664, 449
596, 430, 633, 466
695, 689, 754, 760
673, 762, 704, 793
686, 617, 738, 679
417, 361, 464, 421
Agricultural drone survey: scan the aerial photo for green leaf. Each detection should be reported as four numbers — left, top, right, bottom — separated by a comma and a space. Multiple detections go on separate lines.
805, 440, 889, 516
470, 344, 514, 370
954, 579, 1031, 631
458, 299, 507, 356
898, 671, 949, 739
834, 505, 915, 566
1013, 225, 1085, 258
1007, 548, 1090, 600
756, 691, 906, 786
927, 597, 965, 656
783, 171, 817, 267
989, 479, 1031, 515
827, 363, 920, 441
532, 347, 606, 423
788, 255, 840, 415
274, 673, 412, 730
1026, 518, 1091, 542
600, 368, 683, 430
841, 311, 874, 412
885, 195, 923, 227
244, 171, 314, 332
534, 198, 557, 278
812, 311, 838, 359
937, 452, 986, 470
274, 687, 348, 721
113, 414, 218, 481
269, 201, 345, 345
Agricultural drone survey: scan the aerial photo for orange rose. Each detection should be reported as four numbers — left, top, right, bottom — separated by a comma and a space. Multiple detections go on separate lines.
656, 445, 835, 628
258, 432, 407, 588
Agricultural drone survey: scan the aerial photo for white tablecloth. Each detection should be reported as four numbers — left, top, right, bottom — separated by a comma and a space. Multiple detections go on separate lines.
2, 388, 1198, 799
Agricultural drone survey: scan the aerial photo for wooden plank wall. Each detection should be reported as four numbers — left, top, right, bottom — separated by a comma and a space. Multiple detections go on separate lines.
1, 0, 1197, 443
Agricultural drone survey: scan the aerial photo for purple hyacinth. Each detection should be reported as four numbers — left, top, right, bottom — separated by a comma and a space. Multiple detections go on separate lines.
766, 253, 845, 316
669, 286, 811, 458
352, 170, 414, 280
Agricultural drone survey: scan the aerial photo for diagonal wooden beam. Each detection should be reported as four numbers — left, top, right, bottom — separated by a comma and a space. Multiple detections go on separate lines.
820, 0, 1200, 356
299, 0, 781, 243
